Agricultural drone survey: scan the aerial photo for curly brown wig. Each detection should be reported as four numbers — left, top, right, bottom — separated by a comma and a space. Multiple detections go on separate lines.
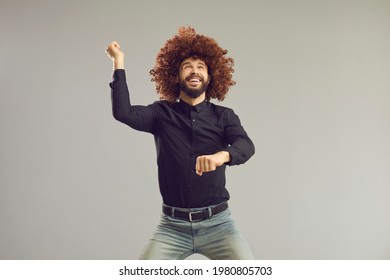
150, 27, 236, 102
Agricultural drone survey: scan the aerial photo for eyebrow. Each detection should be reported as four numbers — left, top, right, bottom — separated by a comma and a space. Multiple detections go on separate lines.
181, 61, 207, 68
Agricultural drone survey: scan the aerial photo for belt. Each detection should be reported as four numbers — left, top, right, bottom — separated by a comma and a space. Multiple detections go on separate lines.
162, 202, 228, 222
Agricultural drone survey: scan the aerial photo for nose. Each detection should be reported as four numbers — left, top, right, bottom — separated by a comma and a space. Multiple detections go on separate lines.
191, 67, 203, 76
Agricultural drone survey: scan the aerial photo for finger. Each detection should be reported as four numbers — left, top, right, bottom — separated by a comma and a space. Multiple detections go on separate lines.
195, 156, 202, 173
203, 157, 210, 172
112, 41, 120, 50
196, 156, 205, 175
107, 41, 118, 51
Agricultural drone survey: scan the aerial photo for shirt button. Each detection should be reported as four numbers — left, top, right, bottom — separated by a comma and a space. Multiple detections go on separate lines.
192, 119, 195, 122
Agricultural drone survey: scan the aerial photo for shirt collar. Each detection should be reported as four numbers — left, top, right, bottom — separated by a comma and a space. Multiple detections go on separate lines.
178, 98, 208, 113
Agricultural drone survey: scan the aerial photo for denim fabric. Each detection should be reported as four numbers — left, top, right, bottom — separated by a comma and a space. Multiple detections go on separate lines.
139, 207, 254, 260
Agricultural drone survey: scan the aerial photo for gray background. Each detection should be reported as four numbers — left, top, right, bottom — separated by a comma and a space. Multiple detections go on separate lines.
1, 0, 389, 260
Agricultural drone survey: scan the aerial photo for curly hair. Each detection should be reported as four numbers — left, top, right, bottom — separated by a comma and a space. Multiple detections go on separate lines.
150, 27, 236, 102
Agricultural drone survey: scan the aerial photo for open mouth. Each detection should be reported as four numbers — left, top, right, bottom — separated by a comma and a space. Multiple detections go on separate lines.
186, 76, 203, 86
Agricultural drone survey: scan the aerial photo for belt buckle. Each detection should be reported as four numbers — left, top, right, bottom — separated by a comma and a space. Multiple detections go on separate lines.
189, 210, 203, 222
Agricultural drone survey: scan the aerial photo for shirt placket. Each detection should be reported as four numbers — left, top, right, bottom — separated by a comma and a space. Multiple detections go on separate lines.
188, 107, 198, 206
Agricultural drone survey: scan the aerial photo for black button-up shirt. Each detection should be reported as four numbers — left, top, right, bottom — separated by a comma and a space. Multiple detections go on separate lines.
110, 69, 255, 208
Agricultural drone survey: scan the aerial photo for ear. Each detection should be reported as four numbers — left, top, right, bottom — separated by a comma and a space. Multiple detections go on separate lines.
175, 75, 179, 84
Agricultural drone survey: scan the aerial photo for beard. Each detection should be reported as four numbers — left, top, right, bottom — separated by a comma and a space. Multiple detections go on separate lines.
179, 76, 209, 99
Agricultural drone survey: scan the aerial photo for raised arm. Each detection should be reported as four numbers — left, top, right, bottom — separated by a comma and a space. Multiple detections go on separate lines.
106, 41, 157, 134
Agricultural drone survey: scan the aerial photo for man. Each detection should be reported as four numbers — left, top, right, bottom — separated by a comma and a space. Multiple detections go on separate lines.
106, 27, 255, 259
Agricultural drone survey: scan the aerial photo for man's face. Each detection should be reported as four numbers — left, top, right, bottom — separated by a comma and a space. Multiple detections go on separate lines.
178, 57, 210, 99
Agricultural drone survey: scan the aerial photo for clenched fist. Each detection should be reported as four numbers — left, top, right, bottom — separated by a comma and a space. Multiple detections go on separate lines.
195, 151, 231, 176
106, 41, 124, 69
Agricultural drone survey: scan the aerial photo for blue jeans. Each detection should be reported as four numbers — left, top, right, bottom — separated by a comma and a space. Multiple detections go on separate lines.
139, 206, 254, 260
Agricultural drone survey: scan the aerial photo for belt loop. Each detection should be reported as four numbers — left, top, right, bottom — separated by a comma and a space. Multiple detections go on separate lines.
208, 206, 212, 218
171, 207, 175, 217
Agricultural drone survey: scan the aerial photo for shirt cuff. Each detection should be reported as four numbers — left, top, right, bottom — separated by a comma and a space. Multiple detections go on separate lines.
109, 69, 126, 89
225, 147, 237, 166
113, 69, 126, 82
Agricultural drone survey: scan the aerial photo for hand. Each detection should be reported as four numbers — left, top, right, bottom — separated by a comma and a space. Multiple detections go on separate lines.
195, 151, 231, 176
105, 41, 124, 69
